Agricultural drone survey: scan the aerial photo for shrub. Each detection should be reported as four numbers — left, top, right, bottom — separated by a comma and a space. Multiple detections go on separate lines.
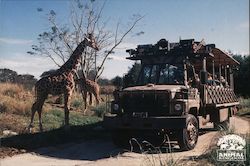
0, 83, 34, 116
71, 98, 84, 108
239, 97, 250, 108
0, 95, 32, 116
0, 83, 23, 98
91, 103, 107, 117
237, 97, 250, 115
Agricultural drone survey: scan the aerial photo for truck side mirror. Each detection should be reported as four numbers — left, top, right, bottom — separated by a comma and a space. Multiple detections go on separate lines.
200, 71, 208, 84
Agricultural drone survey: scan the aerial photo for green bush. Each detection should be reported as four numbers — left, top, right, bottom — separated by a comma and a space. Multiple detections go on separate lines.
91, 103, 107, 117
238, 98, 250, 115
71, 98, 84, 108
239, 98, 250, 108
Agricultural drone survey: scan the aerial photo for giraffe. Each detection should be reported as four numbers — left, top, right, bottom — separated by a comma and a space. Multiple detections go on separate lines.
28, 34, 98, 132
77, 77, 102, 113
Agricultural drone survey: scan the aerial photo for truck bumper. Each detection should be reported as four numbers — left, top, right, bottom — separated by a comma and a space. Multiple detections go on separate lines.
103, 115, 187, 130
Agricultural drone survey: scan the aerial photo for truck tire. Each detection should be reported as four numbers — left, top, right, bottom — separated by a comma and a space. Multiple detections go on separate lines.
177, 114, 198, 151
214, 120, 229, 131
214, 108, 230, 130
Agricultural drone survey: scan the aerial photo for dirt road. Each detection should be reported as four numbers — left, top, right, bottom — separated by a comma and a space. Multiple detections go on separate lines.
1, 116, 249, 166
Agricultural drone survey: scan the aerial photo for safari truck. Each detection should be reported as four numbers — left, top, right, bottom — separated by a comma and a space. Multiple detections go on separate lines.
104, 39, 239, 150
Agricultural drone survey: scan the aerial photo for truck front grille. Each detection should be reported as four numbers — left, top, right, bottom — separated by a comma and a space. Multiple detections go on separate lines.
120, 91, 170, 116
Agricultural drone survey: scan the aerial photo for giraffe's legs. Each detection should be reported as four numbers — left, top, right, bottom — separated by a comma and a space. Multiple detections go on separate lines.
28, 102, 37, 132
89, 93, 93, 106
93, 91, 100, 105
64, 92, 71, 127
37, 98, 46, 132
83, 91, 88, 114
28, 96, 46, 132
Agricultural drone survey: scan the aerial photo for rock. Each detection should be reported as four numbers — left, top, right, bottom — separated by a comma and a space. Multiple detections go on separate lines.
3, 130, 18, 136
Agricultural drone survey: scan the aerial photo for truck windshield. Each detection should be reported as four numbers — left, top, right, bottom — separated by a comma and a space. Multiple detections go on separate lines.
138, 64, 184, 85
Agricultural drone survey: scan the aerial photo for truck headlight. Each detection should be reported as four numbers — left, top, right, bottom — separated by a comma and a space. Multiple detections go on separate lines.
175, 92, 183, 99
113, 104, 119, 111
174, 103, 182, 111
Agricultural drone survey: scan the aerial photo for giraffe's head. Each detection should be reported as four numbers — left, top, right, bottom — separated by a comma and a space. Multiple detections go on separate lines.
83, 33, 99, 51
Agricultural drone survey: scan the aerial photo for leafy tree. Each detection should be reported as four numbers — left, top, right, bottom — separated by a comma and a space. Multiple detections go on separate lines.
111, 76, 123, 88
97, 78, 111, 86
123, 62, 141, 87
233, 55, 250, 97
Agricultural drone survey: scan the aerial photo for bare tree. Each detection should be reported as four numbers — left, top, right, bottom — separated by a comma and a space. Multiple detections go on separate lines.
28, 0, 143, 81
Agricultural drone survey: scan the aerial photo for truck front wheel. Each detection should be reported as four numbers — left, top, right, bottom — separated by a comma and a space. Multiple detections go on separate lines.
177, 114, 198, 151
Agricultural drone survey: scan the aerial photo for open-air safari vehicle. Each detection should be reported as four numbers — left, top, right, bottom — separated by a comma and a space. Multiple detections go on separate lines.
104, 38, 240, 150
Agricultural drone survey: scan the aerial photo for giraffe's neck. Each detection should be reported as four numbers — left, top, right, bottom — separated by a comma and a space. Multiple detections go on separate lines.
59, 42, 86, 73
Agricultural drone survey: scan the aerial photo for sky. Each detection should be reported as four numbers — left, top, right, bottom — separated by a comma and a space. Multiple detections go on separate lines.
0, 0, 249, 79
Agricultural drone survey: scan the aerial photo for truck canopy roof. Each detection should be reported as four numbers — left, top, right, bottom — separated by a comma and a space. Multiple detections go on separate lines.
126, 39, 240, 67
211, 48, 239, 66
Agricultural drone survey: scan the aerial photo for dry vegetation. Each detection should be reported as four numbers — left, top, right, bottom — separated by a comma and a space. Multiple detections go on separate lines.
0, 83, 106, 136
0, 83, 34, 116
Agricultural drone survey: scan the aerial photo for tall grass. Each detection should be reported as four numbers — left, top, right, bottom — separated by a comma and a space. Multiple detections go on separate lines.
128, 136, 180, 166
0, 83, 33, 116
238, 97, 250, 115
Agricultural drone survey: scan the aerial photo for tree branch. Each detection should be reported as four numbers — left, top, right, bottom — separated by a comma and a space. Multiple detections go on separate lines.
95, 15, 144, 79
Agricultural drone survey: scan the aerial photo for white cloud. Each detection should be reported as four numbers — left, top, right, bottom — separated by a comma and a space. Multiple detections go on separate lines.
108, 55, 127, 61
0, 54, 57, 78
0, 37, 33, 45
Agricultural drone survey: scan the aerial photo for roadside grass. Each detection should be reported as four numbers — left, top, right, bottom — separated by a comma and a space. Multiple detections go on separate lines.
128, 137, 181, 166
237, 97, 250, 116
140, 146, 180, 166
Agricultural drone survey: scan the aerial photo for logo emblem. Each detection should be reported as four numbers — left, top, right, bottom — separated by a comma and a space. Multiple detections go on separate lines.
216, 134, 246, 161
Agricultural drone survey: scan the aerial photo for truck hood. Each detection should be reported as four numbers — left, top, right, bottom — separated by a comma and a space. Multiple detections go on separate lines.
123, 84, 186, 92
